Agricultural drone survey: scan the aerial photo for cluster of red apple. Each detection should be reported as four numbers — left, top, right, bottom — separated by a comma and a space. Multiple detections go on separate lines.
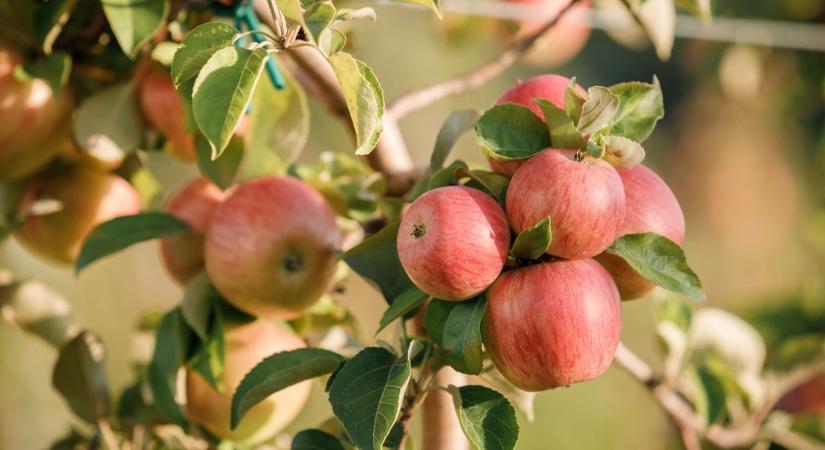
397, 74, 685, 391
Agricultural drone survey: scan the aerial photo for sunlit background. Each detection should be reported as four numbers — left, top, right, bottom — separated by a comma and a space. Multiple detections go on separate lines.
2, 0, 825, 448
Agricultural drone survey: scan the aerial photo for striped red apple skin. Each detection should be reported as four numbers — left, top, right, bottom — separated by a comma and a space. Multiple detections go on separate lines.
506, 149, 626, 259
483, 258, 622, 391
397, 186, 510, 301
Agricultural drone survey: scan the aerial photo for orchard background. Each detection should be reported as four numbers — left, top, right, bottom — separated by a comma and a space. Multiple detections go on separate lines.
1, 0, 825, 449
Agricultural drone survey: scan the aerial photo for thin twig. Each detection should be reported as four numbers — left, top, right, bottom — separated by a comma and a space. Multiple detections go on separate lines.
97, 418, 120, 450
386, 0, 582, 120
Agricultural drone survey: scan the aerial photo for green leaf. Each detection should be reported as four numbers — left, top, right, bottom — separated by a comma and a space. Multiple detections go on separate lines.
196, 134, 243, 189
17, 51, 71, 95
180, 272, 213, 342
463, 170, 509, 205
304, 2, 336, 42
423, 299, 455, 347
319, 29, 347, 57
76, 212, 190, 273
102, 0, 169, 57
328, 346, 413, 450
395, 0, 442, 17
600, 135, 646, 168
676, 0, 711, 21
146, 308, 192, 426
766, 334, 825, 373
441, 296, 487, 375
239, 57, 310, 180
510, 217, 551, 260
603, 77, 664, 143
193, 46, 268, 158
52, 331, 110, 423
652, 296, 693, 331
478, 368, 536, 422
341, 222, 414, 303
231, 348, 345, 429
427, 160, 469, 191
292, 429, 346, 450
607, 232, 705, 301
187, 294, 226, 393
564, 79, 585, 124
475, 104, 550, 161
171, 22, 237, 87
73, 82, 142, 166
448, 385, 519, 450
377, 286, 429, 334
275, 0, 306, 26
431, 109, 480, 171
328, 53, 384, 155
577, 86, 619, 135
534, 99, 586, 151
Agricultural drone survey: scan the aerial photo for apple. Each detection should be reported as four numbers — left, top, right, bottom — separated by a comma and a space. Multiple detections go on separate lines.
594, 165, 686, 299
397, 186, 510, 301
483, 258, 621, 391
138, 67, 196, 161
14, 167, 142, 264
185, 319, 312, 444
205, 176, 341, 319
159, 178, 228, 284
506, 149, 626, 259
775, 374, 825, 416
0, 45, 73, 181
489, 74, 586, 176
516, 0, 592, 68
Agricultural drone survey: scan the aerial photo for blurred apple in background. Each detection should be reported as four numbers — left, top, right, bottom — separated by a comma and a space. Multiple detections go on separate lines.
205, 177, 342, 319
138, 67, 197, 161
185, 319, 312, 444
159, 178, 227, 284
512, 0, 592, 68
0, 44, 73, 181
14, 167, 142, 264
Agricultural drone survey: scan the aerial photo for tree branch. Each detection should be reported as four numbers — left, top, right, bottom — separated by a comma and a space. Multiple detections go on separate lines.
386, 0, 582, 120
613, 342, 814, 450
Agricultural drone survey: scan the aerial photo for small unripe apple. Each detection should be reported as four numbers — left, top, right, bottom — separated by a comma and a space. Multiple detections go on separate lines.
0, 45, 73, 181
397, 186, 510, 301
506, 149, 626, 259
185, 320, 312, 444
14, 167, 142, 264
159, 178, 228, 284
515, 0, 592, 68
138, 68, 196, 161
775, 375, 825, 416
483, 258, 621, 391
595, 165, 686, 299
489, 74, 586, 176
205, 176, 341, 319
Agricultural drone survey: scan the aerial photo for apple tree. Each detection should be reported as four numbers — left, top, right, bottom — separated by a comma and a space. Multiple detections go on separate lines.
0, 0, 823, 449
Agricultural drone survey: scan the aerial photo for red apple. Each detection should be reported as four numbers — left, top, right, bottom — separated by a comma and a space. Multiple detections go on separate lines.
775, 374, 825, 416
516, 0, 592, 68
0, 45, 73, 181
595, 165, 686, 299
14, 167, 142, 263
159, 178, 228, 284
138, 67, 196, 161
483, 258, 622, 391
397, 186, 510, 301
489, 74, 586, 176
205, 176, 341, 319
506, 149, 626, 259
186, 319, 312, 444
